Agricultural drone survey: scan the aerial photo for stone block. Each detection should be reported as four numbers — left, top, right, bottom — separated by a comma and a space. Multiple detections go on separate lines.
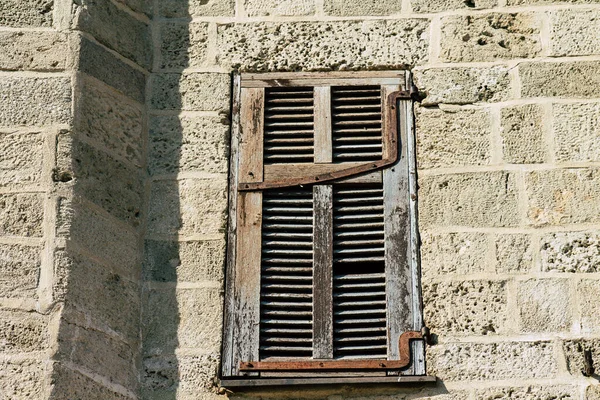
0, 130, 43, 187
75, 75, 144, 167
159, 22, 209, 71
76, 0, 152, 69
0, 0, 52, 27
247, 0, 315, 16
147, 178, 228, 236
0, 310, 48, 353
508, 0, 600, 3
428, 341, 556, 381
578, 280, 600, 334
143, 288, 223, 355
412, 0, 497, 12
57, 197, 140, 270
217, 19, 430, 72
114, 0, 152, 15
0, 193, 44, 237
55, 250, 140, 342
500, 104, 545, 164
149, 115, 229, 176
50, 364, 131, 400
78, 37, 146, 104
495, 234, 532, 273
150, 73, 230, 112
57, 321, 138, 391
143, 354, 220, 395
541, 231, 600, 273
563, 339, 600, 377
520, 61, 600, 99
550, 10, 600, 57
0, 358, 45, 399
475, 385, 578, 400
588, 386, 600, 400
419, 171, 519, 228
0, 76, 71, 127
144, 239, 225, 283
525, 168, 600, 226
416, 106, 491, 169
0, 31, 68, 71
324, 0, 400, 16
518, 279, 571, 332
69, 139, 144, 227
424, 280, 507, 335
0, 243, 41, 298
554, 102, 600, 163
414, 66, 511, 106
159, 0, 235, 17
440, 13, 541, 63
420, 232, 489, 277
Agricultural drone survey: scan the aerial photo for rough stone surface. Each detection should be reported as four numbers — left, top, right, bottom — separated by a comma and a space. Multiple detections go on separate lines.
420, 232, 489, 277
412, 0, 497, 12
508, 0, 600, 3
217, 20, 430, 71
520, 61, 600, 99
149, 115, 229, 176
525, 168, 600, 226
414, 66, 511, 105
440, 13, 541, 63
0, 0, 52, 27
114, 0, 152, 15
0, 31, 68, 71
0, 243, 40, 298
159, 22, 209, 70
501, 103, 546, 164
587, 386, 600, 400
76, 0, 152, 69
0, 193, 44, 237
324, 0, 401, 16
550, 9, 600, 56
143, 354, 220, 396
563, 339, 600, 377
541, 231, 600, 273
495, 234, 533, 273
150, 73, 230, 111
147, 178, 228, 236
554, 102, 600, 163
50, 365, 131, 400
75, 76, 144, 167
247, 0, 315, 16
159, 0, 235, 17
0, 77, 71, 127
578, 280, 600, 334
424, 280, 507, 335
475, 386, 578, 399
416, 106, 491, 169
0, 359, 45, 399
0, 311, 48, 353
428, 341, 556, 381
419, 171, 519, 227
518, 279, 571, 332
0, 130, 43, 187
144, 240, 225, 283
143, 288, 223, 355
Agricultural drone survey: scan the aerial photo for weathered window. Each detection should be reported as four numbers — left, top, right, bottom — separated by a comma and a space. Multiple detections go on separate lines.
221, 72, 429, 387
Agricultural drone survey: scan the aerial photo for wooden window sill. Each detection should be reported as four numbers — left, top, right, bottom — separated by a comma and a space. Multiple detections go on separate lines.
220, 375, 437, 389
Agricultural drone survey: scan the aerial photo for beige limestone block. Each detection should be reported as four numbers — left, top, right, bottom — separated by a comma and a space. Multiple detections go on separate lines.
587, 385, 600, 400
525, 168, 600, 226
520, 61, 600, 99
424, 280, 507, 335
578, 280, 600, 334
413, 0, 497, 12
217, 19, 430, 72
159, 0, 235, 17
500, 103, 546, 164
114, 0, 152, 15
0, 359, 45, 399
416, 106, 491, 168
51, 364, 132, 400
440, 13, 541, 63
0, 130, 43, 187
541, 231, 600, 273
563, 339, 600, 377
0, 31, 68, 71
0, 193, 44, 237
159, 22, 209, 70
0, 0, 52, 27
475, 385, 578, 399
508, 0, 600, 5
518, 278, 571, 332
420, 231, 489, 277
554, 102, 600, 163
418, 171, 519, 228
324, 0, 401, 16
550, 9, 600, 57
495, 234, 533, 274
150, 73, 230, 112
414, 66, 511, 106
0, 243, 41, 298
0, 310, 48, 353
246, 0, 315, 16
428, 341, 556, 381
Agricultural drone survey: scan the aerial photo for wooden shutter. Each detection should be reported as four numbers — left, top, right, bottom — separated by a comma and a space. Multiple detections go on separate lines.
222, 72, 425, 381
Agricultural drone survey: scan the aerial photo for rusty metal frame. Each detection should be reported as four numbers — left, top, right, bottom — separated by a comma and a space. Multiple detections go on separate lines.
239, 331, 423, 372
238, 91, 409, 191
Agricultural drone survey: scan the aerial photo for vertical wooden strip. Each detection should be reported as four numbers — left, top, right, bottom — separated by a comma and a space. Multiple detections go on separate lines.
314, 86, 332, 163
313, 184, 333, 359
239, 88, 265, 183
382, 84, 400, 160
